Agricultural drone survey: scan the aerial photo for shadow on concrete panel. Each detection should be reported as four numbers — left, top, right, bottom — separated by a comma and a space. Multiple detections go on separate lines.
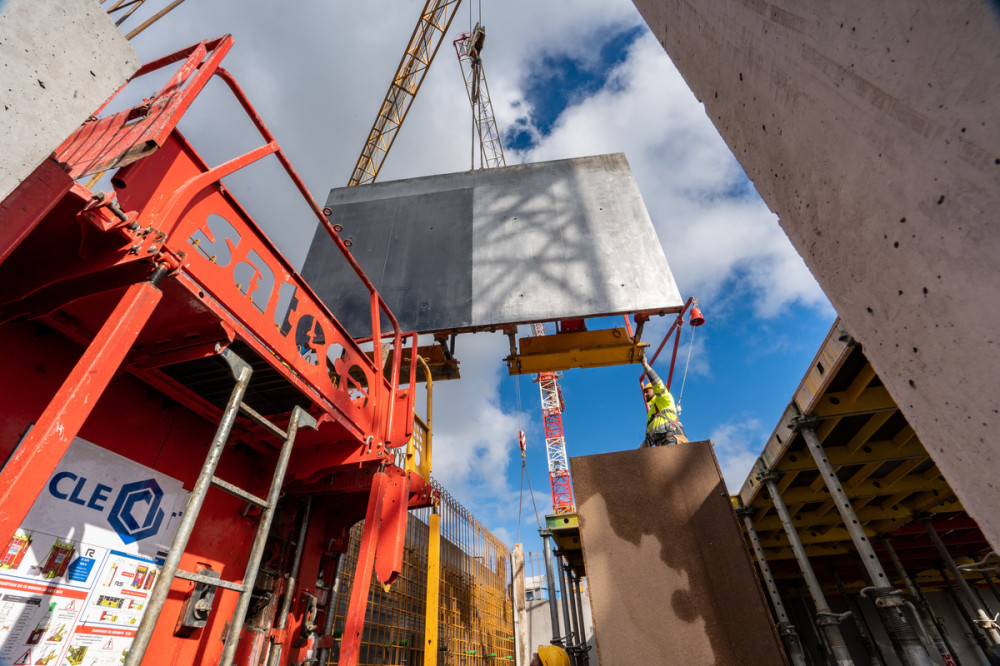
571, 442, 788, 665
301, 153, 681, 337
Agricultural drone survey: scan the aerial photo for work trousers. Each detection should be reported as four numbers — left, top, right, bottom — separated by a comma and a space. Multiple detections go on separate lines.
641, 420, 689, 448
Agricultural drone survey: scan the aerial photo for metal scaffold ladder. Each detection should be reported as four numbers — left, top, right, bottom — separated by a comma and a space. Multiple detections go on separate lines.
124, 348, 317, 666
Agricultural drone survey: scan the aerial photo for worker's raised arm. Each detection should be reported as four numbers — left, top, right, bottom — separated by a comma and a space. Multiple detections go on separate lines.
640, 352, 662, 386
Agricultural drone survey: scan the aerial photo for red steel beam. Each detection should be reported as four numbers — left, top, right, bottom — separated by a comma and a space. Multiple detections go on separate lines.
0, 276, 163, 540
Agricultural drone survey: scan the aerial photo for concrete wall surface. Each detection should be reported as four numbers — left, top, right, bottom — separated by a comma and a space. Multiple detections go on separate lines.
0, 0, 139, 201
632, 1, 1000, 549
519, 599, 596, 666
571, 442, 788, 665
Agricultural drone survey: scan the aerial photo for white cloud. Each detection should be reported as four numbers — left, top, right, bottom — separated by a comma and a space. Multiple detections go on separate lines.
710, 419, 768, 493
511, 32, 829, 319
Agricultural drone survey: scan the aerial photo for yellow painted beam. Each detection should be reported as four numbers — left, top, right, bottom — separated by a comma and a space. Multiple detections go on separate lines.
811, 386, 896, 417
884, 457, 926, 487
844, 364, 876, 403
506, 328, 645, 375
846, 461, 883, 489
777, 470, 799, 494
780, 475, 949, 505
423, 508, 441, 666
775, 438, 927, 472
846, 410, 896, 454
752, 501, 924, 533
892, 424, 916, 448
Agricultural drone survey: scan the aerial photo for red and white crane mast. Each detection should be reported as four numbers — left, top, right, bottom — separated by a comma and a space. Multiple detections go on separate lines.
533, 323, 574, 514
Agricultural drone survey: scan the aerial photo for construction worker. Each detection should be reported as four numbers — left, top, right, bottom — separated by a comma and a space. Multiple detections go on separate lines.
640, 352, 689, 447
530, 644, 570, 666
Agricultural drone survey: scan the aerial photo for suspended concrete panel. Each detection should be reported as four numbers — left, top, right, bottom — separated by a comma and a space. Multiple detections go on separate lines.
0, 0, 139, 202
301, 153, 682, 336
571, 443, 787, 665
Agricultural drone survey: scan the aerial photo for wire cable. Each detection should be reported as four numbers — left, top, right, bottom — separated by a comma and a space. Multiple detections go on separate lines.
678, 323, 696, 408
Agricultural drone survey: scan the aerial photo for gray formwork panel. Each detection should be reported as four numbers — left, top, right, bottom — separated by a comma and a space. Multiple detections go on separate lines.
0, 0, 139, 201
301, 153, 682, 336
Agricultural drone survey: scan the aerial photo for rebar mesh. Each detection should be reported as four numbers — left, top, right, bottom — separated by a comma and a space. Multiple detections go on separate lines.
327, 481, 514, 665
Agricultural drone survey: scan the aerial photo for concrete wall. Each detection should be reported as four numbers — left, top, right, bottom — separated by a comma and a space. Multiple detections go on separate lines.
520, 598, 595, 665
631, 1, 1000, 549
0, 0, 139, 201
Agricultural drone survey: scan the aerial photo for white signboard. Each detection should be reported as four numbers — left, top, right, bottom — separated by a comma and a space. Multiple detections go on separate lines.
0, 438, 188, 665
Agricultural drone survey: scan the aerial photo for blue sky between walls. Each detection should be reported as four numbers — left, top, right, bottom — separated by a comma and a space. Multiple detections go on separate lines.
460, 22, 837, 553
122, 1, 838, 555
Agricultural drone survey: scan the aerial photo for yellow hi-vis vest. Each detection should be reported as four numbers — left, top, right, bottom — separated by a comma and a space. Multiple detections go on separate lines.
646, 380, 679, 433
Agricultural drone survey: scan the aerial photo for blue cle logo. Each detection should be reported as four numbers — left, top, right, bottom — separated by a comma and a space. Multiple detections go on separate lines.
107, 479, 165, 544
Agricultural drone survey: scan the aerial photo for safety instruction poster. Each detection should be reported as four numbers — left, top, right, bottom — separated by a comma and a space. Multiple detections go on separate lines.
0, 438, 188, 665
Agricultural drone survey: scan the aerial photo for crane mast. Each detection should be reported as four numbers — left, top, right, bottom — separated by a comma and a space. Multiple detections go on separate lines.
454, 23, 506, 169
454, 29, 574, 514
534, 328, 575, 513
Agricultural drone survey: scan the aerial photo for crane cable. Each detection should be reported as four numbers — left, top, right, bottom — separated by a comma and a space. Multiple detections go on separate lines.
676, 323, 697, 412
514, 362, 542, 544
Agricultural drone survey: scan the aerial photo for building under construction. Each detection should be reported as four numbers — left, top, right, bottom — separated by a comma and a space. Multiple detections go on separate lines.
1, 1, 998, 665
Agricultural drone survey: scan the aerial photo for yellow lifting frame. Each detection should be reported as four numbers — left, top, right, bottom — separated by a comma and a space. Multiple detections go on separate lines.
506, 327, 647, 375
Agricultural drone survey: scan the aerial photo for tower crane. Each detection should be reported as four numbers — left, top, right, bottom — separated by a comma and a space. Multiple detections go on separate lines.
454, 25, 575, 514
454, 23, 506, 169
348, 0, 463, 186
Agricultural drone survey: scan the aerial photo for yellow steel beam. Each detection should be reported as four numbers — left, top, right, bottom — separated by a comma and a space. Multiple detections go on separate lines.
757, 498, 964, 561
813, 500, 836, 519
423, 507, 441, 666
843, 363, 876, 403
779, 474, 950, 505
753, 500, 928, 534
815, 414, 840, 442
883, 457, 927, 487
811, 385, 896, 417
506, 328, 645, 375
846, 410, 896, 454
776, 469, 799, 495
893, 423, 916, 448
845, 461, 883, 489
776, 438, 926, 472
349, 0, 463, 187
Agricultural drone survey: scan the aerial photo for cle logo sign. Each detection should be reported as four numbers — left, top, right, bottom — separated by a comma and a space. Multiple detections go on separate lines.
48, 473, 166, 545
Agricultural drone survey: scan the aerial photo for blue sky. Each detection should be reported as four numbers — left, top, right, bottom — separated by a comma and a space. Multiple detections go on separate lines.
126, 1, 837, 555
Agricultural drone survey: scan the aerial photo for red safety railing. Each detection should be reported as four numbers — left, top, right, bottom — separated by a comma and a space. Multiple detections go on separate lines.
54, 36, 415, 450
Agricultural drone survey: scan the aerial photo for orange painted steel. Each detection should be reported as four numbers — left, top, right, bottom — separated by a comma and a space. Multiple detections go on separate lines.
0, 36, 436, 665
0, 278, 164, 541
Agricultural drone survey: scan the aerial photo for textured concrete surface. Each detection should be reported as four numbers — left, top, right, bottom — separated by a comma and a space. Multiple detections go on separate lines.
303, 153, 682, 335
0, 0, 139, 202
571, 443, 786, 665
632, 1, 1000, 550
521, 599, 595, 665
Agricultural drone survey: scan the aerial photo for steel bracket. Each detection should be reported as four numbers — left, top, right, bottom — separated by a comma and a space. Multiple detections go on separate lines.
815, 611, 852, 626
